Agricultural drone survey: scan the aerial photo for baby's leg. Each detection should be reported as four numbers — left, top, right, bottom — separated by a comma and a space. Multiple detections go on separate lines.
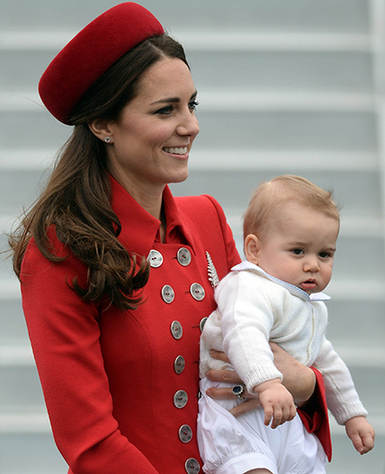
246, 469, 272, 474
245, 469, 272, 474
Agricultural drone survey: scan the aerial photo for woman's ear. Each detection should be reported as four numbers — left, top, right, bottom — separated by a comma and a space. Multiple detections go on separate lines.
88, 119, 114, 143
244, 233, 261, 265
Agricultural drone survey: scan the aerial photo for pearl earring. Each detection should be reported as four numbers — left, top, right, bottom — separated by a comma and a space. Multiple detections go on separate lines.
104, 136, 112, 143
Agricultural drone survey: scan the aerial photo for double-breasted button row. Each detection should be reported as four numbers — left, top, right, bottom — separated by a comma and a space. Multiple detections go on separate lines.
161, 283, 205, 304
185, 458, 201, 473
148, 247, 192, 268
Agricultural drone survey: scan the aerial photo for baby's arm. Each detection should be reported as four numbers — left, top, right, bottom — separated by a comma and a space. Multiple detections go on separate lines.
253, 378, 296, 429
345, 416, 375, 454
314, 336, 374, 453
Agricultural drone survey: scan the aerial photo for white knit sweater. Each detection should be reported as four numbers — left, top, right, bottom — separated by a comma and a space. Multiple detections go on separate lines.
199, 261, 368, 425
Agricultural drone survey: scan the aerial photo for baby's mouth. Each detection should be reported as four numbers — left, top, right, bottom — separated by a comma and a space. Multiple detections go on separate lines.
300, 279, 317, 291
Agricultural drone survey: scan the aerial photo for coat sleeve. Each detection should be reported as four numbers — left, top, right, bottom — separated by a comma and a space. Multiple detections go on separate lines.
314, 337, 368, 424
297, 367, 332, 461
20, 232, 158, 474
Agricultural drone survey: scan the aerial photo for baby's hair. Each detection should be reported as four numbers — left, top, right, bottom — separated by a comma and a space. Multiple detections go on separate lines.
243, 175, 340, 240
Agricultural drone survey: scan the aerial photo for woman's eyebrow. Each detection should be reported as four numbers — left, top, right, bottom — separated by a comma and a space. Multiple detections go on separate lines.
150, 90, 197, 105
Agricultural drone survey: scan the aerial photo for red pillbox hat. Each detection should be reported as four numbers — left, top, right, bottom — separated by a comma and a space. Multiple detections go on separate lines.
38, 2, 164, 124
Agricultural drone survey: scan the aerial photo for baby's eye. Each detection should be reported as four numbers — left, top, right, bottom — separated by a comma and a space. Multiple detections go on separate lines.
319, 251, 332, 259
189, 100, 199, 112
291, 248, 304, 255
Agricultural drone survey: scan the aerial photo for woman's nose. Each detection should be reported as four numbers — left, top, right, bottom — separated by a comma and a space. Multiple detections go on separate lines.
176, 112, 199, 138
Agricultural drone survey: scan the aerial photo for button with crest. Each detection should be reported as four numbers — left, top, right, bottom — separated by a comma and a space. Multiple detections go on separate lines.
177, 247, 192, 266
170, 320, 183, 340
174, 355, 185, 374
190, 283, 205, 301
147, 249, 163, 268
178, 424, 193, 443
161, 285, 175, 304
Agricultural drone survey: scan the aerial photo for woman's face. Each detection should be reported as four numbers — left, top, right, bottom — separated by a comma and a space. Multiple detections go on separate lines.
105, 57, 199, 194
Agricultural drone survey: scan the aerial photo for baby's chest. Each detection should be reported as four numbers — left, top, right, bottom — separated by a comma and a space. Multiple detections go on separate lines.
271, 301, 328, 365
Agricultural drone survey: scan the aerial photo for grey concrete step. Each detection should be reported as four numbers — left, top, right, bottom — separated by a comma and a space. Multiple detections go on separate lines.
0, 0, 370, 34
0, 161, 382, 215
0, 431, 67, 474
0, 47, 373, 93
172, 168, 382, 217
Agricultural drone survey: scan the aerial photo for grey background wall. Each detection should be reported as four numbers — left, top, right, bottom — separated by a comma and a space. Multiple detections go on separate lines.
0, 1, 384, 473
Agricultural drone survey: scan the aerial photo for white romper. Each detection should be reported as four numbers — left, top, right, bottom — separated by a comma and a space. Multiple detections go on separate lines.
198, 261, 367, 474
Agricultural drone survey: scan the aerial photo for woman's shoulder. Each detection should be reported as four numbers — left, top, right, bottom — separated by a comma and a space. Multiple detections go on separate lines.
175, 193, 222, 210
21, 224, 82, 276
175, 194, 228, 227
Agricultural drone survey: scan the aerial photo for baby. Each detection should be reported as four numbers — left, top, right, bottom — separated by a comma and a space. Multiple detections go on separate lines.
198, 175, 374, 474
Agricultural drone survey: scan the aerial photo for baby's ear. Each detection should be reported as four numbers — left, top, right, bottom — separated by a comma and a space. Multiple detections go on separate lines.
244, 234, 261, 265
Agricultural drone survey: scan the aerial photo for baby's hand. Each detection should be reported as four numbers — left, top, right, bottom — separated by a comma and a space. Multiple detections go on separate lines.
253, 379, 296, 429
345, 416, 375, 454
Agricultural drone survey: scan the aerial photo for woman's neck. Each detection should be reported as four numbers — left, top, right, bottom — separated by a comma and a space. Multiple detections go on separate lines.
109, 169, 164, 220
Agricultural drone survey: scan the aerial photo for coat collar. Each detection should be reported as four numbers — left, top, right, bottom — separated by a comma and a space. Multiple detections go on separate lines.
109, 174, 194, 257
231, 261, 330, 302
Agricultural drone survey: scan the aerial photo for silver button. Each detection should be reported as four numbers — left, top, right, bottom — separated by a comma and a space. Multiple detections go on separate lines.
177, 247, 191, 266
174, 355, 185, 374
199, 317, 208, 332
147, 249, 163, 268
170, 320, 183, 340
185, 458, 200, 473
190, 283, 205, 301
161, 285, 175, 304
173, 390, 188, 409
178, 424, 193, 443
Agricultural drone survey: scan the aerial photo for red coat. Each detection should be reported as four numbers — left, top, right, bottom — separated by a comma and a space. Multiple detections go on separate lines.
20, 176, 331, 473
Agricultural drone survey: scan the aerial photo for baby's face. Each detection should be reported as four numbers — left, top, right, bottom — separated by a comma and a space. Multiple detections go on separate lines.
248, 202, 339, 294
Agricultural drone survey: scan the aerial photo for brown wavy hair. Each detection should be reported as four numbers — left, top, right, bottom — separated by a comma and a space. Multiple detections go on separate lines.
9, 34, 189, 310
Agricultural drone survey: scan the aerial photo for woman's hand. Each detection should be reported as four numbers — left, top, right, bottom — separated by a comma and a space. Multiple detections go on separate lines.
269, 342, 315, 405
206, 344, 316, 415
205, 350, 260, 417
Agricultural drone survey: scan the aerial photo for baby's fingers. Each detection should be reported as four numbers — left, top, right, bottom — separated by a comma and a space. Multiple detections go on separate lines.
263, 404, 274, 427
282, 403, 297, 423
270, 406, 283, 429
361, 432, 375, 454
349, 432, 364, 454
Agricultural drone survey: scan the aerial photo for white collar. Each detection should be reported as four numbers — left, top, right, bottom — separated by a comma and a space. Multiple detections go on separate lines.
231, 261, 330, 302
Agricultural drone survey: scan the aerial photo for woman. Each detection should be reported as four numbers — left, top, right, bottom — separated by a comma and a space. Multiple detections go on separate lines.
10, 3, 328, 473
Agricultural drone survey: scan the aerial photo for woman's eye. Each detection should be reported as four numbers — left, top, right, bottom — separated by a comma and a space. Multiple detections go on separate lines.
189, 100, 199, 112
155, 105, 174, 115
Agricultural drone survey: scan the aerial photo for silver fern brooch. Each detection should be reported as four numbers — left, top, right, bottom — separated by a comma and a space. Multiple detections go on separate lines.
206, 251, 219, 288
